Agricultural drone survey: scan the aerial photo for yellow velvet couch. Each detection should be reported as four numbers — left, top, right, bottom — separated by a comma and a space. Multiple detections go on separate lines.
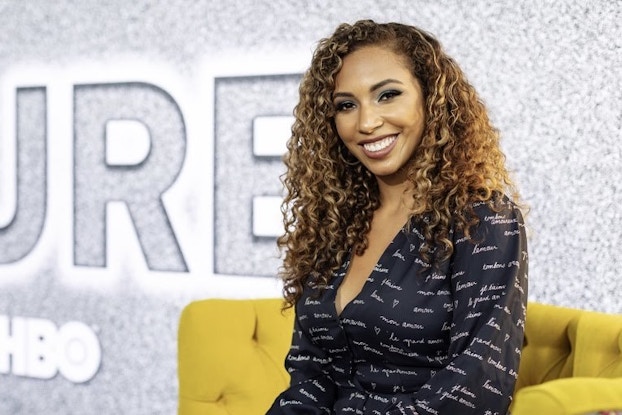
177, 299, 622, 415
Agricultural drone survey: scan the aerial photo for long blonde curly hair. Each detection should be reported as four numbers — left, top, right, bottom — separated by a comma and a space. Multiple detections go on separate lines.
278, 20, 520, 308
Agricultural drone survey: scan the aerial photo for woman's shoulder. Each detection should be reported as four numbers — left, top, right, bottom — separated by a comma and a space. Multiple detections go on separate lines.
464, 196, 527, 254
470, 193, 524, 224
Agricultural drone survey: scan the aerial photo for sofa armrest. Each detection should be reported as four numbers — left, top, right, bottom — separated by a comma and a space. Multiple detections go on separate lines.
512, 377, 622, 415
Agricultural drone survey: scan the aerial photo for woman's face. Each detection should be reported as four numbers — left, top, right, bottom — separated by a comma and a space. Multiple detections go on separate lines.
332, 45, 425, 181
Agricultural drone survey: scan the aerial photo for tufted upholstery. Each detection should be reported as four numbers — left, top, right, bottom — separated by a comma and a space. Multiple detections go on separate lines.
177, 298, 294, 415
572, 310, 622, 378
514, 302, 582, 391
178, 300, 622, 415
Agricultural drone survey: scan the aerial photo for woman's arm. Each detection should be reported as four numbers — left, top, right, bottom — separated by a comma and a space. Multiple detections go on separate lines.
410, 198, 528, 415
266, 313, 338, 414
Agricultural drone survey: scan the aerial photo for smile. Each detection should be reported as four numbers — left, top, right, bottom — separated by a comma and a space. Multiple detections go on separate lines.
363, 135, 397, 152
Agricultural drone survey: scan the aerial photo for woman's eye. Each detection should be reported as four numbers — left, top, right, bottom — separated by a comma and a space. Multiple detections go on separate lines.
379, 90, 402, 101
334, 101, 355, 112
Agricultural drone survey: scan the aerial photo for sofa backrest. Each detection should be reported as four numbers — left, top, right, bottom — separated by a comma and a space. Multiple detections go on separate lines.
572, 309, 622, 378
177, 298, 294, 415
514, 302, 581, 392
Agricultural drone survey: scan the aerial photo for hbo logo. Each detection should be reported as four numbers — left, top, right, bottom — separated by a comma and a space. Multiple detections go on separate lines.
0, 315, 101, 383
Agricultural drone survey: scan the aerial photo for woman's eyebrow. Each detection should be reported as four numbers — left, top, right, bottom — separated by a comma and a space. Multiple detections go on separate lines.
332, 78, 404, 100
370, 78, 403, 92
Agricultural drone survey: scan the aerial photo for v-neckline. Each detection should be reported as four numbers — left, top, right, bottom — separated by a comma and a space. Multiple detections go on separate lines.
334, 221, 409, 318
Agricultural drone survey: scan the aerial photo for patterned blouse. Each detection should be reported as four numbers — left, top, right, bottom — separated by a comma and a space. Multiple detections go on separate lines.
267, 197, 528, 414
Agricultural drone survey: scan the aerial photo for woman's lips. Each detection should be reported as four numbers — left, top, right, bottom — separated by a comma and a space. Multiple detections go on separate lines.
361, 134, 398, 158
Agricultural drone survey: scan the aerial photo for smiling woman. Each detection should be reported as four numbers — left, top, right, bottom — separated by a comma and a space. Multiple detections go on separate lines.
332, 46, 426, 181
267, 19, 528, 415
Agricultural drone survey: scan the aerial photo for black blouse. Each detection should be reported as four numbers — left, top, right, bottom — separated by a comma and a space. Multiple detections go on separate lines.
267, 197, 528, 414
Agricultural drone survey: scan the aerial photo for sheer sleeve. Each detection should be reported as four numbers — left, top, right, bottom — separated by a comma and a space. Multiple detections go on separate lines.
410, 199, 528, 415
266, 314, 337, 414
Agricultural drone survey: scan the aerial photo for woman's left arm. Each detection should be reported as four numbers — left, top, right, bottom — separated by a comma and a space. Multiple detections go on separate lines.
411, 198, 528, 415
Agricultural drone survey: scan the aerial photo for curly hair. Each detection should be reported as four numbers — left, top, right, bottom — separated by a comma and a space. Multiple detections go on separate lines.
278, 19, 520, 308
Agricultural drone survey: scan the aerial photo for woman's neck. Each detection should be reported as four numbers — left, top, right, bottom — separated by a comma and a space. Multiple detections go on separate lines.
376, 174, 415, 215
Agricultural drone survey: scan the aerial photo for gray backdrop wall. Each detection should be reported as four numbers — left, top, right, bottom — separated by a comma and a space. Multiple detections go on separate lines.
0, 1, 620, 414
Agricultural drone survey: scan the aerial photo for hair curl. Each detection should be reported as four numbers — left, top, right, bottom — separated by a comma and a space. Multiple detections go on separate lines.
278, 20, 521, 308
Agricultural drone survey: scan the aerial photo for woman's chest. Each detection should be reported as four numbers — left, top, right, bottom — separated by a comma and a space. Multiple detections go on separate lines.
298, 240, 454, 362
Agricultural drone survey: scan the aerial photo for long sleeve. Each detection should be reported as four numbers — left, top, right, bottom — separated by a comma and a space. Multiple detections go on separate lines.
410, 200, 528, 415
266, 313, 338, 414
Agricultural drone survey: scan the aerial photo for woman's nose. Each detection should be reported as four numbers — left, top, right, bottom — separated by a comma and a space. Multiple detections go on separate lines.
357, 105, 383, 134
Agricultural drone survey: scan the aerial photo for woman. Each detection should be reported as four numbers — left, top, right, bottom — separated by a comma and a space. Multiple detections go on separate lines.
267, 20, 528, 415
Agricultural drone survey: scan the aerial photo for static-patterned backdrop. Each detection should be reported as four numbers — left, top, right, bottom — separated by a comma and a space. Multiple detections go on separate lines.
0, 1, 620, 414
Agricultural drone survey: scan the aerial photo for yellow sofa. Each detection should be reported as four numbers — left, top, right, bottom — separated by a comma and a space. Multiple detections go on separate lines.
177, 299, 622, 415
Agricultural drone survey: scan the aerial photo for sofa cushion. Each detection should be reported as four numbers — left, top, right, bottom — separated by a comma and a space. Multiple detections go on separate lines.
512, 377, 622, 415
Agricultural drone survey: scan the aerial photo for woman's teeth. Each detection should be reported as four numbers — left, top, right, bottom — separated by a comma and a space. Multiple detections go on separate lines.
363, 135, 397, 152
